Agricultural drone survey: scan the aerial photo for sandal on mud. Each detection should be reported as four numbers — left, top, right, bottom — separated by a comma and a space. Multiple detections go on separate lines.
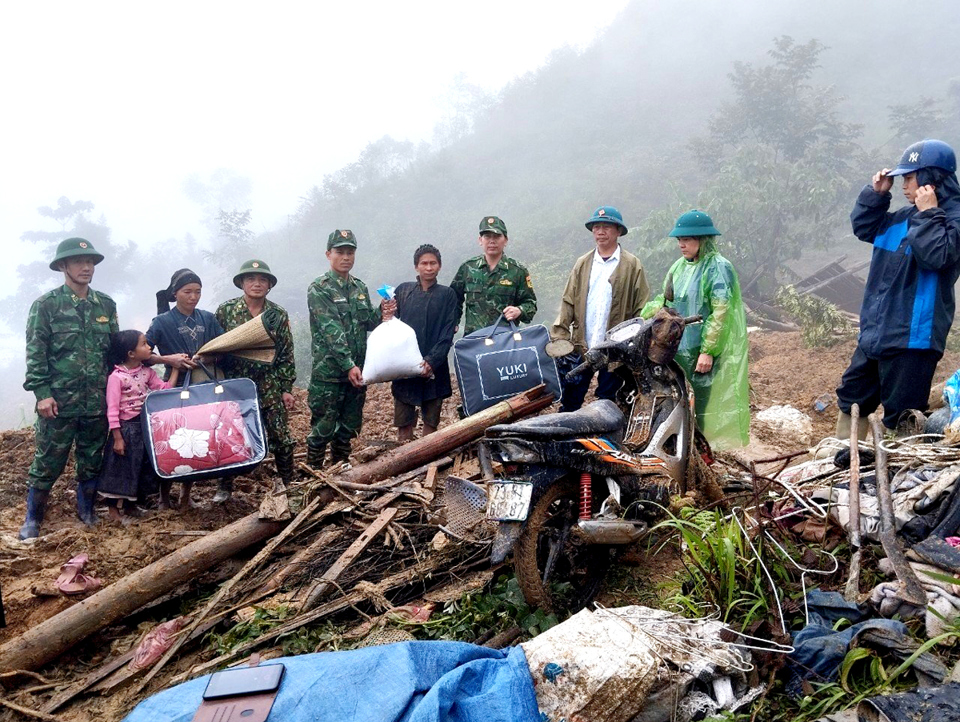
55, 554, 102, 596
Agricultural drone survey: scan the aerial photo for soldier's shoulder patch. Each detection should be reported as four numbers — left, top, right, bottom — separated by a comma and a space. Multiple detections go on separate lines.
357, 293, 366, 300
499, 278, 513, 286
525, 275, 533, 289
96, 315, 109, 323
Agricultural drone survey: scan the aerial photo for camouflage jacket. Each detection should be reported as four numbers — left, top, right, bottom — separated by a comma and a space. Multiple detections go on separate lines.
307, 271, 379, 383
24, 285, 119, 417
215, 297, 296, 404
450, 255, 537, 335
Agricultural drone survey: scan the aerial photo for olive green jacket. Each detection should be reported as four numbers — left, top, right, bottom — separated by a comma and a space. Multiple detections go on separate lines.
549, 247, 650, 355
24, 285, 119, 416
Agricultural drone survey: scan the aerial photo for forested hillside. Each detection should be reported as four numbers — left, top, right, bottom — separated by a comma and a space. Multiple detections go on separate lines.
7, 0, 960, 404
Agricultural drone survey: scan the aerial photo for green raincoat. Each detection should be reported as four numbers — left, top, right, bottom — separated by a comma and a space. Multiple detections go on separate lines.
641, 237, 749, 449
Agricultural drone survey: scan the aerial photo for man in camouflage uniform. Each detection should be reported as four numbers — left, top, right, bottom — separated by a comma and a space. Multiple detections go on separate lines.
21, 238, 119, 539
451, 216, 537, 335
306, 230, 388, 467
216, 259, 297, 490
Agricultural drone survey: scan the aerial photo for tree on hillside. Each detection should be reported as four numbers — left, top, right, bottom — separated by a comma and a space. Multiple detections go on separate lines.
637, 37, 864, 300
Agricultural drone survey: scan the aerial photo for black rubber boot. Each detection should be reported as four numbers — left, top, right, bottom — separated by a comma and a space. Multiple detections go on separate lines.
19, 487, 50, 540
212, 479, 233, 504
329, 443, 352, 469
275, 448, 295, 485
76, 478, 99, 527
306, 444, 326, 470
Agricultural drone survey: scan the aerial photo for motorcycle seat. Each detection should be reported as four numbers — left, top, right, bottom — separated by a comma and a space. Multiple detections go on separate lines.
486, 399, 625, 440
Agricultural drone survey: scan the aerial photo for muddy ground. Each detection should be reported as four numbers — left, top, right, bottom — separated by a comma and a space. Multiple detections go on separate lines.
0, 330, 958, 720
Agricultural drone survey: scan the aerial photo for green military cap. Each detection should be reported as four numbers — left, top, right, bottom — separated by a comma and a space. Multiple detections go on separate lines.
479, 216, 508, 237
668, 210, 722, 238
233, 259, 278, 288
327, 229, 358, 250
49, 237, 104, 271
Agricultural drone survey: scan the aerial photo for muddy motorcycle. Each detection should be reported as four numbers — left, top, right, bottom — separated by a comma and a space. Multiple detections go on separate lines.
443, 310, 704, 612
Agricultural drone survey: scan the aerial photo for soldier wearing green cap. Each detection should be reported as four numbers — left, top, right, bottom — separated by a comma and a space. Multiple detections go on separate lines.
216, 259, 297, 488
450, 216, 537, 335
20, 237, 119, 539
306, 230, 392, 467
641, 210, 749, 449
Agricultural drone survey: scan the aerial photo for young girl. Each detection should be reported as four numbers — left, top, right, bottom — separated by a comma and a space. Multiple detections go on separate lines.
98, 330, 170, 521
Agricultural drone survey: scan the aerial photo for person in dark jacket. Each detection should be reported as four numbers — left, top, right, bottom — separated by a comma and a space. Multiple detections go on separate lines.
383, 244, 458, 441
837, 139, 960, 437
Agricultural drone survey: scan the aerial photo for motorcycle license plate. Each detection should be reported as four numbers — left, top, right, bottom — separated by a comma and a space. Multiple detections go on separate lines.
486, 481, 533, 521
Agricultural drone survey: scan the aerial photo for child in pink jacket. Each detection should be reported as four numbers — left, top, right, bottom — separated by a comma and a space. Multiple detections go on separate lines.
97, 330, 169, 520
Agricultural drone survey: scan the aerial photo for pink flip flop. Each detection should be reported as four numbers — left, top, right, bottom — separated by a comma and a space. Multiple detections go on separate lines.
55, 554, 102, 596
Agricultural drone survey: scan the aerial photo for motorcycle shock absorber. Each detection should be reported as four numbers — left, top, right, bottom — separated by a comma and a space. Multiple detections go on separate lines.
579, 472, 592, 520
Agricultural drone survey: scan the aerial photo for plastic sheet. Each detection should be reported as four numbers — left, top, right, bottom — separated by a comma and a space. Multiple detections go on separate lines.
641, 237, 749, 449
361, 318, 424, 384
123, 641, 538, 722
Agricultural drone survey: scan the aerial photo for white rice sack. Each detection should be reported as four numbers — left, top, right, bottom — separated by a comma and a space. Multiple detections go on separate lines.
361, 319, 424, 384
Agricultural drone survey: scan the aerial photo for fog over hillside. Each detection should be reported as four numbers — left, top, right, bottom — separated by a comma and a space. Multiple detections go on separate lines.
4, 0, 959, 427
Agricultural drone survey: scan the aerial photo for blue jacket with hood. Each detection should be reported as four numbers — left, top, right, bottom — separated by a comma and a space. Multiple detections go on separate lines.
851, 167, 960, 357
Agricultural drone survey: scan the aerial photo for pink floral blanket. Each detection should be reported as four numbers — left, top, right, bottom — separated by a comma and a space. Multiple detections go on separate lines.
149, 401, 253, 476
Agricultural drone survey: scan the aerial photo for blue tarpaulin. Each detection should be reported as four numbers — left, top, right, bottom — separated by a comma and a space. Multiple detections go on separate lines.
123, 641, 539, 722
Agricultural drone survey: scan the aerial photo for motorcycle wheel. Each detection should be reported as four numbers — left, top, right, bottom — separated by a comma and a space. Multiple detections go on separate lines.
514, 478, 611, 613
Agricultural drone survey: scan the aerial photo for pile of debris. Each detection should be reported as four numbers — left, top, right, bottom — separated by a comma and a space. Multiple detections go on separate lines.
0, 387, 553, 720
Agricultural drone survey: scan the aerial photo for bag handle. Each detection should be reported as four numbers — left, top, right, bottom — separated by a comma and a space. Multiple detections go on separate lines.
483, 314, 522, 346
179, 360, 222, 400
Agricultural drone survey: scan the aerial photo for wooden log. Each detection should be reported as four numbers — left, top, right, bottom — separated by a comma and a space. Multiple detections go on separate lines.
325, 385, 553, 499
0, 514, 286, 674
870, 414, 927, 605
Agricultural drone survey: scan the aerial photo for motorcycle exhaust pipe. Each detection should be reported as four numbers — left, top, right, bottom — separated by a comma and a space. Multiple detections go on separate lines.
576, 519, 649, 545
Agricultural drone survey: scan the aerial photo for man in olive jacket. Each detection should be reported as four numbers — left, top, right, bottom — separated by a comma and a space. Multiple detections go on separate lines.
550, 206, 650, 412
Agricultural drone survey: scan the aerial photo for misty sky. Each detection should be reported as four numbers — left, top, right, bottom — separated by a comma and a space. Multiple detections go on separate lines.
1, 1, 628, 293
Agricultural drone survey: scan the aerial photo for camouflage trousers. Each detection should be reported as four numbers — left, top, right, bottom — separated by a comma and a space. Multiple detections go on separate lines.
262, 401, 294, 456
28, 414, 108, 490
307, 381, 366, 458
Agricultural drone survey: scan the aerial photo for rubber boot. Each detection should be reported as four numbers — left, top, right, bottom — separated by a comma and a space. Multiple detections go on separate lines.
306, 444, 326, 470
275, 448, 295, 485
212, 478, 233, 504
18, 487, 50, 540
836, 411, 870, 440
76, 478, 99, 527
329, 441, 352, 470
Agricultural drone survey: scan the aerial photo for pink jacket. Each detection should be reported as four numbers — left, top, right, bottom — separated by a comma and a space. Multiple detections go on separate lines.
106, 365, 170, 429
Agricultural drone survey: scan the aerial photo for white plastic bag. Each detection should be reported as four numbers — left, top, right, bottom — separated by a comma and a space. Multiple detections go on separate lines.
361, 318, 424, 384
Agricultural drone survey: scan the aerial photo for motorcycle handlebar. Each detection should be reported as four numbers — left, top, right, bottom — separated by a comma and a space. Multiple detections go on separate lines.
564, 360, 592, 381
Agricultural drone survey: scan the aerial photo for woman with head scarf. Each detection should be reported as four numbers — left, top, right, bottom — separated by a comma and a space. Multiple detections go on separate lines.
146, 269, 224, 382
145, 269, 227, 507
641, 210, 750, 450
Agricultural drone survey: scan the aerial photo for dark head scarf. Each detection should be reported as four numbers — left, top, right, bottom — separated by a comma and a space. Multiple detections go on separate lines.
916, 167, 960, 207
156, 268, 203, 314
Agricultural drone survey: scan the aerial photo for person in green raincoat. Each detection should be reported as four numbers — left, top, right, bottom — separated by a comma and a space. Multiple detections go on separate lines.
641, 210, 750, 449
